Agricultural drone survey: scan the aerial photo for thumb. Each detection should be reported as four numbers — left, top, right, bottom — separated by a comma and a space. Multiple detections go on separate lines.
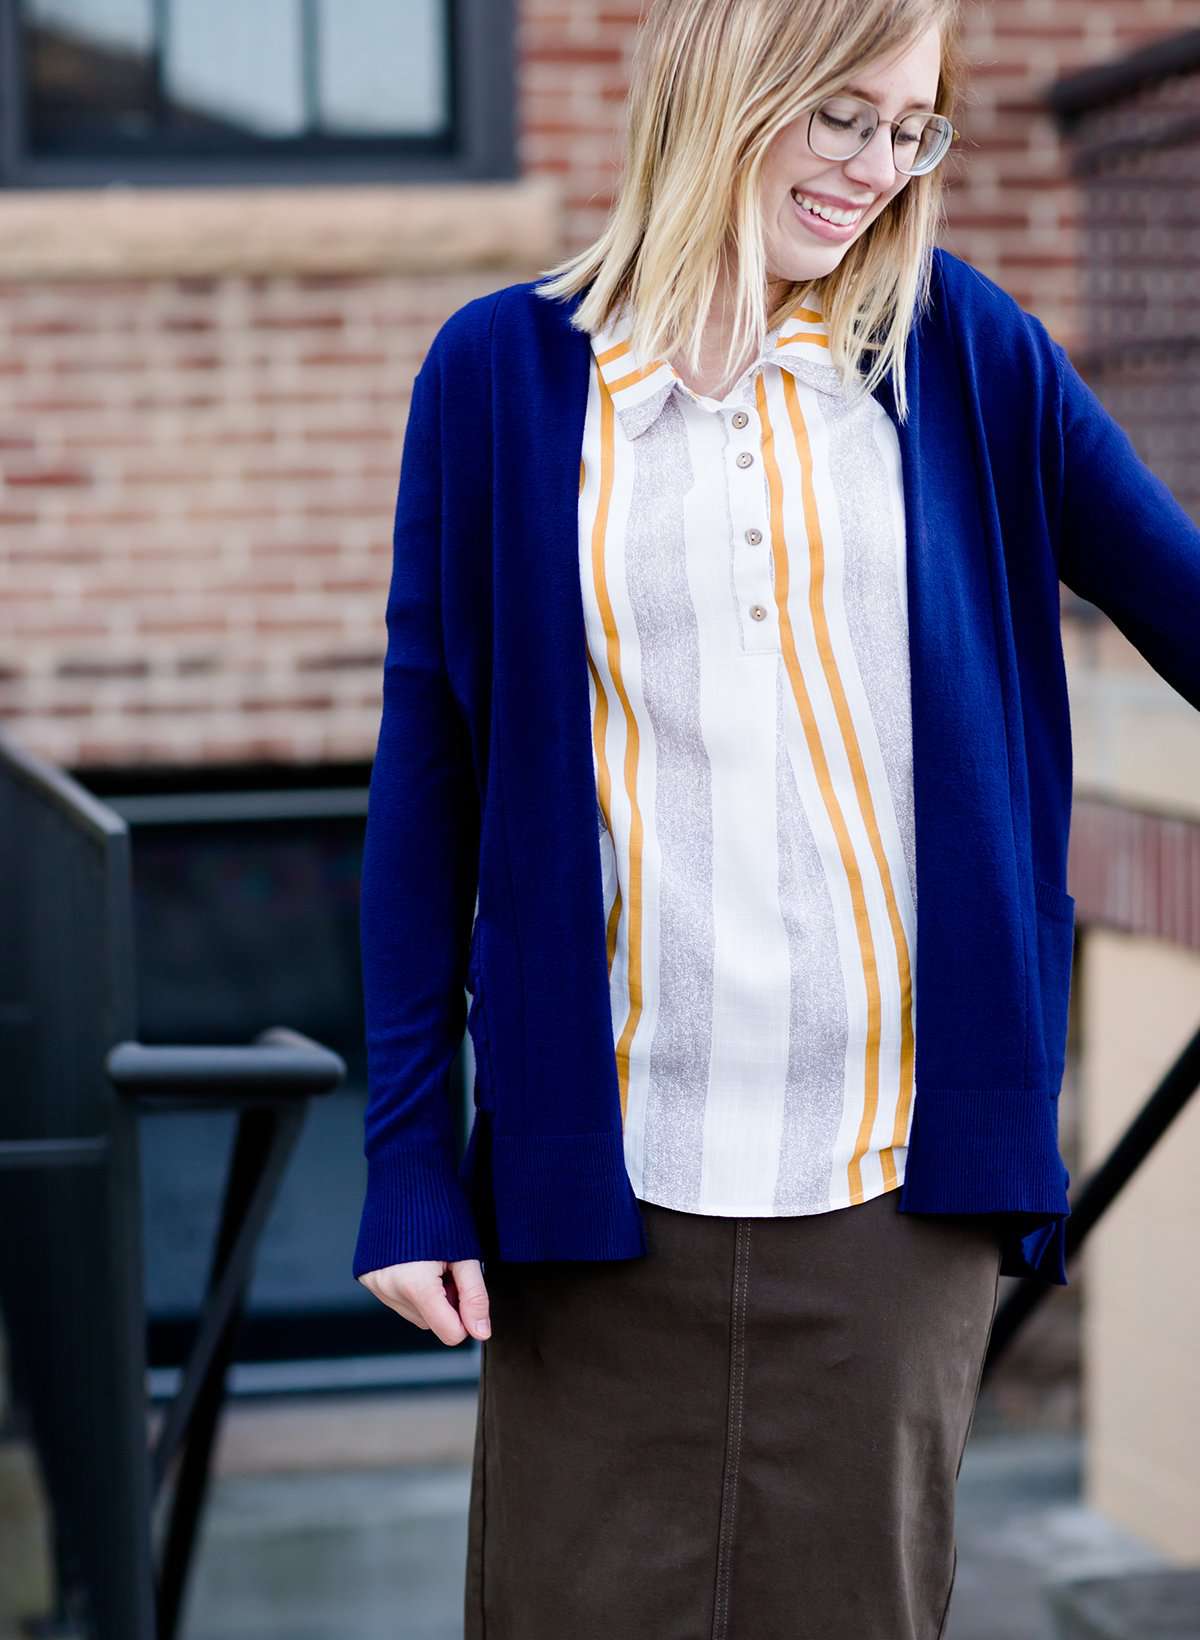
449, 1259, 492, 1339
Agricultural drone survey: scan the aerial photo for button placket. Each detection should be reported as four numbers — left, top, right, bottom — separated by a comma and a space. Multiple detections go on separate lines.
724, 400, 777, 654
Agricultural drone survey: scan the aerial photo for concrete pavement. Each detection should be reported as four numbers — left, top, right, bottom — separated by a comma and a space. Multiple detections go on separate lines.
180, 1397, 1168, 1640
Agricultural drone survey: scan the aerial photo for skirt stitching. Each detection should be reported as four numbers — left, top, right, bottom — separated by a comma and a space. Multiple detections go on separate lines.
712, 1220, 752, 1640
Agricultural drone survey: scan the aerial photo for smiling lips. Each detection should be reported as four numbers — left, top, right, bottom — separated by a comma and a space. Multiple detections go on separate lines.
791, 187, 868, 227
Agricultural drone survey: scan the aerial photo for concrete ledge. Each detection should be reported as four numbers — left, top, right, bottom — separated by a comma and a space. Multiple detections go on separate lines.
147, 1388, 478, 1475
0, 175, 561, 281
1045, 1568, 1200, 1638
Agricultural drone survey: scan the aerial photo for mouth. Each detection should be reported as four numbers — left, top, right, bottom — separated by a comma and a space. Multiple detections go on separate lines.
790, 187, 868, 241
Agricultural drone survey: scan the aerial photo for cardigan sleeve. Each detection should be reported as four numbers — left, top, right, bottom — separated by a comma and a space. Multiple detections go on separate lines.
351, 351, 485, 1279
1052, 338, 1200, 712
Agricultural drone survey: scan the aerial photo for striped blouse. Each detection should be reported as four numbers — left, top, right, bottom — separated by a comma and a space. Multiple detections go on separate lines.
576, 294, 918, 1217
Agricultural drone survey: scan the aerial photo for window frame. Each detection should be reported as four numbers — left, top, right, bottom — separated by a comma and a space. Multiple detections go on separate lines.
0, 0, 516, 187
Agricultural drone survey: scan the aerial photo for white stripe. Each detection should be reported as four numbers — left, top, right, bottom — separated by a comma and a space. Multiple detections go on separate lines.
676, 403, 792, 1208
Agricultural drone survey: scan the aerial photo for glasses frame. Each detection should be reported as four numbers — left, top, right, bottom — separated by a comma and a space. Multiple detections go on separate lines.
806, 94, 960, 177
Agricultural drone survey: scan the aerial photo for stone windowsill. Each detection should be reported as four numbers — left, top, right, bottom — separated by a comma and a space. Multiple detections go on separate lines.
0, 174, 560, 280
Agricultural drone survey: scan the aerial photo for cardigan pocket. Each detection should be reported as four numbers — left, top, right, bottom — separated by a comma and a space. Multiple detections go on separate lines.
466, 921, 497, 1113
1034, 878, 1076, 1095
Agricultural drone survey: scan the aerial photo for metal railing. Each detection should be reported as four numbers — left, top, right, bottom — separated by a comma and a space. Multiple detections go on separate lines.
984, 1021, 1200, 1376
0, 731, 345, 1640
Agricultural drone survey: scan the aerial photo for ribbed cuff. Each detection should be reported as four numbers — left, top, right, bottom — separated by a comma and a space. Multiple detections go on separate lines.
352, 1141, 484, 1280
897, 1083, 1069, 1214
897, 1082, 1072, 1286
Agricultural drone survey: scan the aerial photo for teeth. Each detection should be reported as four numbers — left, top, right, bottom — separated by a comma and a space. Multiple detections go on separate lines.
791, 189, 863, 227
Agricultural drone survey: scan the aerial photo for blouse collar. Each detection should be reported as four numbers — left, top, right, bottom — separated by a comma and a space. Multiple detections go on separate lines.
588, 295, 844, 440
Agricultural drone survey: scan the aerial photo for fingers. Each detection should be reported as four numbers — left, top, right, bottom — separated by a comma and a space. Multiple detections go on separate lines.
447, 1259, 492, 1340
358, 1258, 491, 1347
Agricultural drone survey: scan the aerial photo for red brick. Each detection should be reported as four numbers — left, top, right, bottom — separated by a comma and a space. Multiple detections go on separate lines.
161, 314, 216, 333
5, 466, 92, 488
251, 312, 346, 331
296, 350, 388, 369
12, 317, 90, 337
524, 44, 624, 64
240, 464, 341, 483
12, 395, 108, 414
51, 356, 148, 376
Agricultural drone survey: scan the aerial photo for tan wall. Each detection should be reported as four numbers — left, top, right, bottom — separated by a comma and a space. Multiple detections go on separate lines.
1065, 613, 1200, 820
1065, 609, 1200, 1560
1076, 927, 1200, 1561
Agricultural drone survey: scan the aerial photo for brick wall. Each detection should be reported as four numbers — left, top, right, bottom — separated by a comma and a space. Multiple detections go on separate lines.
0, 268, 508, 769
2, 0, 1198, 773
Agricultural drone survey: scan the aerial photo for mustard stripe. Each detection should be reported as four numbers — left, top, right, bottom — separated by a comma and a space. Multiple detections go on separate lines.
595, 337, 632, 367
789, 304, 824, 323
593, 324, 653, 387
607, 359, 670, 395
776, 330, 830, 351
590, 361, 646, 1124
606, 883, 623, 972
779, 370, 915, 1193
757, 370, 883, 1205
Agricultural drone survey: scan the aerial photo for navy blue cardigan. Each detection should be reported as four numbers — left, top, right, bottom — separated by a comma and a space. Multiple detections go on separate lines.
352, 246, 1200, 1288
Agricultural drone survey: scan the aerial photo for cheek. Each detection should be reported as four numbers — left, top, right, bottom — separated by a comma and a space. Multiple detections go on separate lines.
870, 177, 910, 224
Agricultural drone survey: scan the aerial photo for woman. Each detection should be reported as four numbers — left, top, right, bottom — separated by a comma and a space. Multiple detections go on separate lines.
353, 0, 1200, 1635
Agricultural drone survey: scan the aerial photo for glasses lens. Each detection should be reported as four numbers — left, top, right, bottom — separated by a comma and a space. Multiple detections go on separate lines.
894, 112, 952, 174
809, 97, 876, 160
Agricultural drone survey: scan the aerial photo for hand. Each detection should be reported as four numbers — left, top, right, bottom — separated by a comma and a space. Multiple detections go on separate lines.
357, 1257, 491, 1346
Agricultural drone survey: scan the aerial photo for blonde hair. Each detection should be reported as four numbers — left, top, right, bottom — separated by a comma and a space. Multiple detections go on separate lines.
533, 0, 969, 420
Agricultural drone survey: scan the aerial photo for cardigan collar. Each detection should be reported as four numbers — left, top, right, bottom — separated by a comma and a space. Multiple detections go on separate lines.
588, 294, 847, 440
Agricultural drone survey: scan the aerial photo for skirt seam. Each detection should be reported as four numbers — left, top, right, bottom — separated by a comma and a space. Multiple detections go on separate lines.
712, 1219, 752, 1640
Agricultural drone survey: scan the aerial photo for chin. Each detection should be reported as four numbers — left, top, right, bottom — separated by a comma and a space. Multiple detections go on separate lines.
770, 247, 848, 282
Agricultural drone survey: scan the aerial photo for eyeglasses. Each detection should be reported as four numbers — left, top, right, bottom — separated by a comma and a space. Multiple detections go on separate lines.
806, 95, 959, 177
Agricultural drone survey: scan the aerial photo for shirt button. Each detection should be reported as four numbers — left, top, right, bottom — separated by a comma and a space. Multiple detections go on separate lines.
745, 527, 763, 545
749, 603, 768, 621
731, 410, 749, 429
735, 451, 754, 469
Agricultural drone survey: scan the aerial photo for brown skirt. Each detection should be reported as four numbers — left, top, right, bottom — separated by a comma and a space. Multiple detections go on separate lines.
464, 1184, 1003, 1640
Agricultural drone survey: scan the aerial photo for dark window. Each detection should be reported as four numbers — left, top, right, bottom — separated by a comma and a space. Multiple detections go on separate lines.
0, 0, 515, 184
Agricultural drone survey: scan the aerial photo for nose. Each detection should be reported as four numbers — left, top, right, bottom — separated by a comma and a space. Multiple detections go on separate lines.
841, 119, 898, 194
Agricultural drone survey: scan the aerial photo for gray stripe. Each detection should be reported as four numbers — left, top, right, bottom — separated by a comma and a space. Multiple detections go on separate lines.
773, 655, 848, 1212
621, 393, 716, 1204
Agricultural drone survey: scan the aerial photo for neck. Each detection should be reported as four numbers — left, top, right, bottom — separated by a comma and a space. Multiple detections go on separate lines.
665, 269, 811, 400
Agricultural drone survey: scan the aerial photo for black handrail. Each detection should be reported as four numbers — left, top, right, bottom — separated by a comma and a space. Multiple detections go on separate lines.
112, 1029, 344, 1640
984, 1020, 1200, 1377
1047, 24, 1200, 129
107, 1028, 346, 1105
0, 732, 346, 1640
